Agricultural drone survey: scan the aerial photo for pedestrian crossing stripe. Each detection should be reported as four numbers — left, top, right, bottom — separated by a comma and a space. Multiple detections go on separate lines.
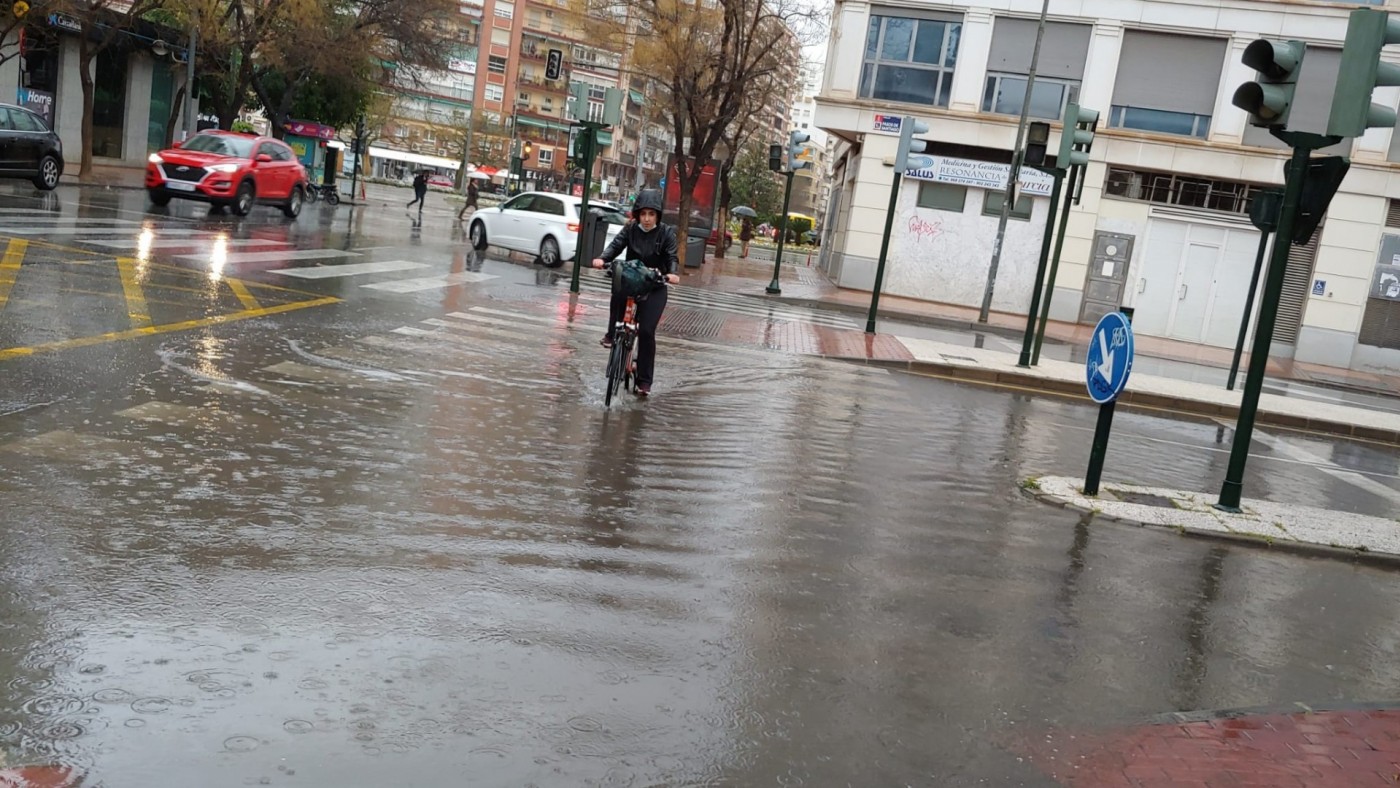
361, 271, 498, 293
572, 275, 859, 330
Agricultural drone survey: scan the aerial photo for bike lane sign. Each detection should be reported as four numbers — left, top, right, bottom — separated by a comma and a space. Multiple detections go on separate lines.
1086, 312, 1134, 404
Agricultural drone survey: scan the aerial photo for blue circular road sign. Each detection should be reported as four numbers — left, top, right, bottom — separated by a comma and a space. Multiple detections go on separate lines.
1085, 311, 1134, 404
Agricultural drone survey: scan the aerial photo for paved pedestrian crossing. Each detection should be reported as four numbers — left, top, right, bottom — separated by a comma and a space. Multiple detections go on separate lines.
573, 271, 861, 330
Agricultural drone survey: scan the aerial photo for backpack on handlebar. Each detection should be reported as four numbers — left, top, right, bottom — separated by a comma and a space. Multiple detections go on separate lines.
613, 259, 661, 298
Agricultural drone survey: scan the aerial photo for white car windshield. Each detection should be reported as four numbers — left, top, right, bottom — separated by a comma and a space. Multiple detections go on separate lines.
182, 134, 255, 158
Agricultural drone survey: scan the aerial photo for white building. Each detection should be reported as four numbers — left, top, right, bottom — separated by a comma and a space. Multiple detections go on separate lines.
815, 0, 1400, 374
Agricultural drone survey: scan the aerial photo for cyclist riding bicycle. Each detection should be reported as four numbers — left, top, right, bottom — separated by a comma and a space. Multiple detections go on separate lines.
591, 188, 680, 397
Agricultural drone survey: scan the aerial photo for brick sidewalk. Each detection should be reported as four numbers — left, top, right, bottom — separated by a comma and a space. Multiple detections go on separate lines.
1015, 706, 1400, 786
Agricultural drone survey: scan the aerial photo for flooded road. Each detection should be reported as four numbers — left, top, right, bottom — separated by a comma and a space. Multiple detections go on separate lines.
2, 186, 1400, 785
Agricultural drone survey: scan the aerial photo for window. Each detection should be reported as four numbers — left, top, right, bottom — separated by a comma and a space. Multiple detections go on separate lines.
494, 2, 513, 17
532, 195, 565, 215
982, 19, 1088, 120
917, 181, 966, 212
1103, 167, 1266, 215
423, 129, 436, 143
485, 84, 504, 102
491, 28, 510, 45
528, 10, 541, 26
983, 74, 1076, 120
271, 143, 294, 161
504, 194, 536, 211
518, 92, 530, 102
588, 84, 606, 101
982, 190, 1032, 221
489, 55, 507, 74
4, 108, 40, 132
538, 148, 554, 165
860, 13, 961, 107
1110, 31, 1225, 139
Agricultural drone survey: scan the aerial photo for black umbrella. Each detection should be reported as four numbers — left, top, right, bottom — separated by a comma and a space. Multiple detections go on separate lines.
732, 205, 758, 218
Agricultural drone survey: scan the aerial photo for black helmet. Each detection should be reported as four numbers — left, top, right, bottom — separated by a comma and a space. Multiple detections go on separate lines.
633, 189, 664, 216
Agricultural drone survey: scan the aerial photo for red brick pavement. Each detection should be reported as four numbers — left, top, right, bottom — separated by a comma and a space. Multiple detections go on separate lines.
1016, 708, 1400, 786
711, 313, 914, 360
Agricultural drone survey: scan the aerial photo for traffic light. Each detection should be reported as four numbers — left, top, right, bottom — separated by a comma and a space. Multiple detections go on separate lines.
1232, 39, 1306, 128
12, 0, 28, 18
768, 143, 783, 172
787, 131, 811, 171
1056, 103, 1098, 169
546, 49, 564, 81
522, 141, 532, 162
1328, 8, 1400, 138
894, 116, 931, 172
1024, 121, 1050, 167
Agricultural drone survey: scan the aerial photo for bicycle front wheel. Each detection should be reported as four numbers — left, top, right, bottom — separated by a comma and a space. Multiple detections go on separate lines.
605, 340, 628, 407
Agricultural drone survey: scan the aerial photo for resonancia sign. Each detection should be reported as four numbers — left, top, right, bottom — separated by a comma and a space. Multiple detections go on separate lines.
905, 156, 1055, 197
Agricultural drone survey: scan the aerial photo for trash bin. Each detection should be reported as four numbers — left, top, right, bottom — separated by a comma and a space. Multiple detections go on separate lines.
684, 230, 706, 269
578, 207, 611, 264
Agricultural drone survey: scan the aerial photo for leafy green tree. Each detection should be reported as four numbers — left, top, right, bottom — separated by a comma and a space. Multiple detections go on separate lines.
728, 141, 782, 219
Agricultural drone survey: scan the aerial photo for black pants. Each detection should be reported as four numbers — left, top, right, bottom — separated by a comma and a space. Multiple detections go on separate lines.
407, 188, 426, 208
608, 288, 667, 388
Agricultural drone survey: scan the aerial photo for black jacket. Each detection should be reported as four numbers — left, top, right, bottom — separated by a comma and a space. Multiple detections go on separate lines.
600, 221, 679, 276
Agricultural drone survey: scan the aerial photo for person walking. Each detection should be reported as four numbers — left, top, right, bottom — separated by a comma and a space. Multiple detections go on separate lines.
406, 170, 428, 211
739, 216, 754, 259
457, 178, 479, 222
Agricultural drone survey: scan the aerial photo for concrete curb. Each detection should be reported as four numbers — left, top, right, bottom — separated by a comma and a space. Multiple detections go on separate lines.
736, 290, 1032, 340
832, 355, 1400, 443
1022, 476, 1400, 568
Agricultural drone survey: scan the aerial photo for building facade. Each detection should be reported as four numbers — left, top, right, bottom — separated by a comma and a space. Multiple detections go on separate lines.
816, 0, 1400, 374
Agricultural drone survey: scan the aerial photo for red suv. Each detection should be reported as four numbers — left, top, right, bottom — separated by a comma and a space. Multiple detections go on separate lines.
146, 131, 308, 218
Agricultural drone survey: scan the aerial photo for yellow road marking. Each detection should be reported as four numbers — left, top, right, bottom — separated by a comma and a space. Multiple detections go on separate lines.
227, 278, 261, 310
0, 239, 27, 313
0, 296, 341, 362
115, 257, 152, 328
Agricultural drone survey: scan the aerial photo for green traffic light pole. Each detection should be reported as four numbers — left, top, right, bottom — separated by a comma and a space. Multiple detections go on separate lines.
864, 169, 904, 333
569, 123, 601, 294
1017, 167, 1064, 367
1031, 162, 1082, 365
1217, 129, 1339, 512
765, 169, 797, 295
1227, 228, 1274, 391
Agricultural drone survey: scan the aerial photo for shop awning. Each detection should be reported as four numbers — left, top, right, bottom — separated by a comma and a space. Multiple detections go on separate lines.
367, 146, 462, 170
517, 116, 572, 133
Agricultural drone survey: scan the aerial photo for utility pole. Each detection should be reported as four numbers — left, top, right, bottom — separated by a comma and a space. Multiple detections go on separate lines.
184, 18, 198, 139
980, 0, 1049, 323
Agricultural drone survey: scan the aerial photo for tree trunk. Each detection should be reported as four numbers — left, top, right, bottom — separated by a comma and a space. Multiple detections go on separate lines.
165, 85, 186, 148
673, 156, 702, 270
78, 48, 95, 178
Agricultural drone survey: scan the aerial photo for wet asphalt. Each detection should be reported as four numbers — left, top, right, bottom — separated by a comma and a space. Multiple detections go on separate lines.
1, 184, 1400, 786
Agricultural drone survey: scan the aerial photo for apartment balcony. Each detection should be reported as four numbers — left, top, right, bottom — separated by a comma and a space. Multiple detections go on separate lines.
517, 74, 568, 94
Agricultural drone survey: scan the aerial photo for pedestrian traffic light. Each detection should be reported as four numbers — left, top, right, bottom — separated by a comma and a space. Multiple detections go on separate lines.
1232, 39, 1307, 128
1024, 121, 1050, 167
1056, 103, 1098, 169
894, 116, 931, 172
787, 131, 811, 171
546, 49, 564, 81
1328, 8, 1400, 138
768, 143, 783, 172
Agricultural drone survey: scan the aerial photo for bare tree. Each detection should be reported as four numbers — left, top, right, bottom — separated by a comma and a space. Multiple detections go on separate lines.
48, 0, 169, 177
582, 0, 819, 265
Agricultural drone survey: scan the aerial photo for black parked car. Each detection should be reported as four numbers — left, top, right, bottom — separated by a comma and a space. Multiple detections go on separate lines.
0, 104, 63, 190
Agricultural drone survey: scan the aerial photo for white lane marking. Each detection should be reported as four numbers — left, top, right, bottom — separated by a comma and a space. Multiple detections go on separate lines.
1242, 424, 1400, 506
84, 238, 285, 249
463, 307, 559, 326
271, 260, 429, 279
187, 248, 359, 264
360, 271, 498, 293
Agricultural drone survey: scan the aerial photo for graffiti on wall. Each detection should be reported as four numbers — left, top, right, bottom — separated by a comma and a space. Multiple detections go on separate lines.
907, 214, 944, 244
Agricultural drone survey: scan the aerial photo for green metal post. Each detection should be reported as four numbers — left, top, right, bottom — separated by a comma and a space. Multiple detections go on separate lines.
569, 125, 597, 294
865, 170, 904, 334
1032, 163, 1081, 365
765, 169, 797, 295
1227, 229, 1273, 391
1018, 168, 1064, 367
1217, 131, 1336, 511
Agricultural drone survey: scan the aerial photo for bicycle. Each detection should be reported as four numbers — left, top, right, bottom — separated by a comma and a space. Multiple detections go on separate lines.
603, 264, 664, 407
303, 183, 340, 205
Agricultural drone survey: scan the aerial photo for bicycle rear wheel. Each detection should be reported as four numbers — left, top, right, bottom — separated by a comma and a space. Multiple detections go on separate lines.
605, 339, 628, 407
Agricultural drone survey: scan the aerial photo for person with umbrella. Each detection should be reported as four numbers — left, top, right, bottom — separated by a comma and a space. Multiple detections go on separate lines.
734, 205, 757, 259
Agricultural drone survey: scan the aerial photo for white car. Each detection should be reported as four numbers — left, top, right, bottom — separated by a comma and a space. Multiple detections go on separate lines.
467, 191, 625, 268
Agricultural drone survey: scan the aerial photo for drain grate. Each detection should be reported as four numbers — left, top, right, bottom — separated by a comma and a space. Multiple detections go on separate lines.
659, 307, 726, 338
